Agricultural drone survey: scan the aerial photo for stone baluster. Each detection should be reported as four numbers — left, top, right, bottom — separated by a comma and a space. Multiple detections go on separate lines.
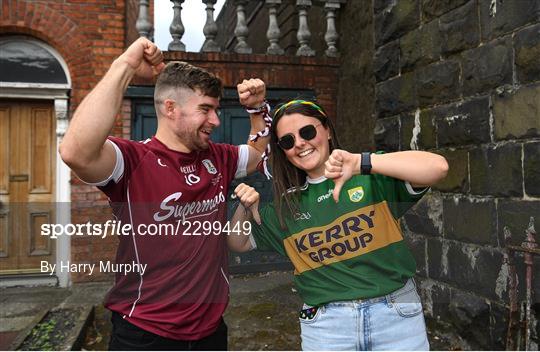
296, 0, 315, 56
323, 0, 341, 57
202, 0, 220, 52
265, 0, 284, 55
136, 0, 152, 39
168, 0, 186, 51
233, 0, 252, 53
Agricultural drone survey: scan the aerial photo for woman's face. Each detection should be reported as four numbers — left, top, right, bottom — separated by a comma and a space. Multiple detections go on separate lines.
275, 113, 331, 179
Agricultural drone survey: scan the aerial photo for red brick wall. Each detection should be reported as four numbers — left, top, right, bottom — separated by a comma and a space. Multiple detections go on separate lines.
162, 52, 340, 124
1, 0, 130, 282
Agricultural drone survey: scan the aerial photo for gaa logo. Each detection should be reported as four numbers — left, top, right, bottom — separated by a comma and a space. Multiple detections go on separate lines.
347, 187, 364, 203
202, 159, 217, 174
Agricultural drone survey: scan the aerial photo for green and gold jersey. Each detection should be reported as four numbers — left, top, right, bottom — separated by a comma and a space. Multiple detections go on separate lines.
250, 173, 428, 306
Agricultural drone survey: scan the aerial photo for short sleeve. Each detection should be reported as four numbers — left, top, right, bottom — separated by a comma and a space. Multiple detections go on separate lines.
97, 136, 146, 202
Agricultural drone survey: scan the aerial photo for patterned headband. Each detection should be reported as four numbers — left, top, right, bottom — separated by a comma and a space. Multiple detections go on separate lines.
274, 100, 327, 117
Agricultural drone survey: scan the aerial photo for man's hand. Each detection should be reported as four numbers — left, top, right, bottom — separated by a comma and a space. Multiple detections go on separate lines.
119, 37, 165, 79
233, 183, 261, 225
325, 150, 361, 203
237, 78, 266, 108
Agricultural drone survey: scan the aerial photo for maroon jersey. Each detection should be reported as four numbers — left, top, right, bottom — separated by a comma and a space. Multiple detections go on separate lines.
96, 136, 246, 340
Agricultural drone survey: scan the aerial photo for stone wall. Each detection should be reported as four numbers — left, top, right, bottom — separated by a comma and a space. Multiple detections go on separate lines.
368, 0, 539, 349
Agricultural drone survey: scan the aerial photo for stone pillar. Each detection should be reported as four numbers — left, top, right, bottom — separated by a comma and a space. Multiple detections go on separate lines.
296, 0, 315, 56
234, 0, 252, 54
136, 0, 152, 39
266, 0, 284, 55
202, 0, 220, 52
168, 0, 186, 51
323, 0, 341, 57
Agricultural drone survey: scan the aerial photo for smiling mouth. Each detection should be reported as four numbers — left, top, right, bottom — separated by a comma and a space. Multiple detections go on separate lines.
298, 149, 314, 158
200, 128, 212, 136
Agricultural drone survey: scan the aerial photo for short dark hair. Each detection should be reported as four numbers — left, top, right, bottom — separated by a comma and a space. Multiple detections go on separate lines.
155, 61, 222, 99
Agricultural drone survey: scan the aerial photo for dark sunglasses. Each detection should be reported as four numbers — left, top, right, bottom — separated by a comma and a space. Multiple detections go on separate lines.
277, 123, 322, 150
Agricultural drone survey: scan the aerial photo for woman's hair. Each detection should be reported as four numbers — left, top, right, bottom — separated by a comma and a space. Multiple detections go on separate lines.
269, 100, 340, 228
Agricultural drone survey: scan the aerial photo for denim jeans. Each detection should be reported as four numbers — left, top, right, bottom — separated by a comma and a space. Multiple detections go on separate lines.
299, 278, 429, 351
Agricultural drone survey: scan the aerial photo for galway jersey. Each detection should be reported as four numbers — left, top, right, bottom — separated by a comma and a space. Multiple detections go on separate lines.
250, 173, 428, 306
94, 136, 247, 340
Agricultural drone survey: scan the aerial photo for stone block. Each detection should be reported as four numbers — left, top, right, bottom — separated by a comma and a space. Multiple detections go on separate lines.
524, 142, 540, 197
434, 97, 491, 147
399, 20, 441, 72
374, 40, 399, 82
479, 0, 540, 41
443, 196, 496, 245
402, 194, 443, 236
416, 60, 461, 107
375, 72, 417, 117
433, 149, 469, 193
440, 0, 480, 55
515, 24, 540, 84
489, 303, 508, 350
497, 199, 540, 247
375, 0, 420, 46
462, 37, 513, 95
374, 0, 395, 14
374, 116, 400, 151
449, 290, 491, 348
494, 84, 540, 140
421, 0, 470, 21
403, 233, 427, 277
429, 281, 452, 319
445, 243, 504, 301
426, 238, 446, 281
401, 110, 436, 150
469, 144, 523, 197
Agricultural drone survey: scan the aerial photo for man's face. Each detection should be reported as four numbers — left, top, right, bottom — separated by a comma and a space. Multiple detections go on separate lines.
171, 89, 220, 152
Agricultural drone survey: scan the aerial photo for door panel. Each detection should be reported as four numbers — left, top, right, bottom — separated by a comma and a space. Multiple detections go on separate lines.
0, 101, 56, 273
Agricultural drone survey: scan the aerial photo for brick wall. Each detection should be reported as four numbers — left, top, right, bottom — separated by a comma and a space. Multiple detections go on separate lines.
1, 0, 131, 282
163, 51, 340, 122
359, 0, 539, 349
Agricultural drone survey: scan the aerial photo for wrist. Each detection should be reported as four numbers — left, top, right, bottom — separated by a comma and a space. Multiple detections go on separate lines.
245, 100, 269, 114
360, 152, 373, 175
352, 154, 361, 175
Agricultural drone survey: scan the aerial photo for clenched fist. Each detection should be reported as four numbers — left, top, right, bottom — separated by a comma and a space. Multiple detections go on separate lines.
233, 183, 261, 224
324, 149, 362, 203
237, 78, 266, 109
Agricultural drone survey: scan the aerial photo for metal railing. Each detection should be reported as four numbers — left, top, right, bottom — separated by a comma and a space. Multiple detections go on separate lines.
136, 0, 346, 57
504, 217, 538, 351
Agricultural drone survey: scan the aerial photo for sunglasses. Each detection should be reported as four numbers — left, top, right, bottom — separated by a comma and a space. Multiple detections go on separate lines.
277, 123, 322, 150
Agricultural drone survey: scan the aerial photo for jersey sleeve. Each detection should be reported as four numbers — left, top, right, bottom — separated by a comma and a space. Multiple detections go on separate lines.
96, 136, 146, 202
249, 205, 287, 256
371, 152, 429, 218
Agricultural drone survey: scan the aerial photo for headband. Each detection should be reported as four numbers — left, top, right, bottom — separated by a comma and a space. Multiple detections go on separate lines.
274, 100, 327, 117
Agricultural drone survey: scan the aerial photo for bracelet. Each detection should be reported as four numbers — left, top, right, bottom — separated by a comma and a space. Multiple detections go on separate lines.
244, 100, 270, 115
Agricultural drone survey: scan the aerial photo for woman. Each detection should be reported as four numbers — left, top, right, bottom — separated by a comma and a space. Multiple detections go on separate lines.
228, 100, 448, 351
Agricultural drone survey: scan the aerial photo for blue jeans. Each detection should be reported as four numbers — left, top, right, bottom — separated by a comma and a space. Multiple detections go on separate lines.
299, 279, 429, 351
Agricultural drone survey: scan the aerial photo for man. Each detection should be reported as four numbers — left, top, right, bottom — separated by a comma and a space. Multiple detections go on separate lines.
59, 37, 268, 350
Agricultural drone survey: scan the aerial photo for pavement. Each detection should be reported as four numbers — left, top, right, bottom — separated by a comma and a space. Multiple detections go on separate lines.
1, 271, 460, 350
0, 282, 110, 350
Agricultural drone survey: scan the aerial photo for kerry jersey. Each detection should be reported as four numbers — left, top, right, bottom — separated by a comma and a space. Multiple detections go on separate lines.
250, 173, 428, 306
94, 136, 247, 340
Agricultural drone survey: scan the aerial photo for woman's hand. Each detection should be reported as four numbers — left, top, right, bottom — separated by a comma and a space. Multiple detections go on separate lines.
324, 149, 361, 203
